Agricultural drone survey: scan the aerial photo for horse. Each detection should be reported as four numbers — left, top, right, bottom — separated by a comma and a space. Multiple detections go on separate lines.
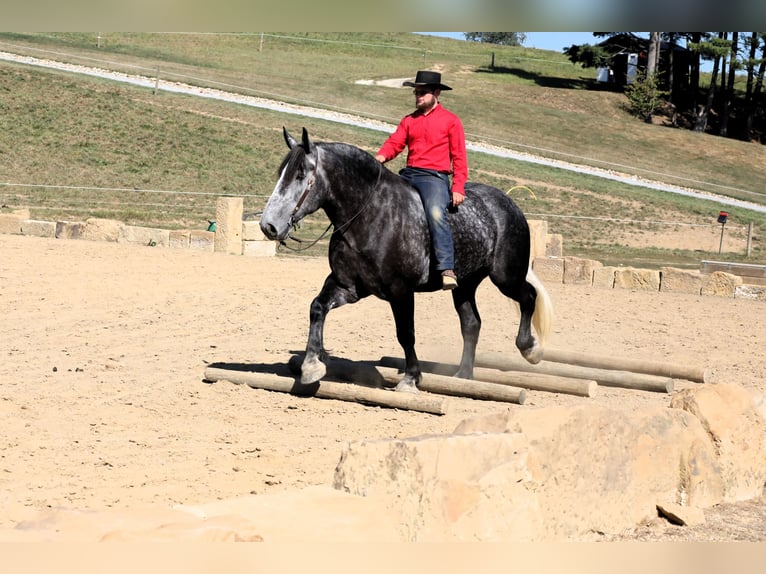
260, 127, 553, 392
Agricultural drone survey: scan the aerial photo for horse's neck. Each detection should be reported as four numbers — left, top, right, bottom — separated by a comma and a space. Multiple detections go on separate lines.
320, 145, 382, 224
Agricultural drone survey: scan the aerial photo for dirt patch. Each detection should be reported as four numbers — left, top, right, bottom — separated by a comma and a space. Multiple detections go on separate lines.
0, 233, 764, 541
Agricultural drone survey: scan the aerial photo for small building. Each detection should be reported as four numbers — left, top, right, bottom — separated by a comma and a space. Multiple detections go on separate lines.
595, 33, 692, 96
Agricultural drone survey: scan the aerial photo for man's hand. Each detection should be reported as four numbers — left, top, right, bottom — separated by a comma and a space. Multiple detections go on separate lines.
451, 192, 465, 207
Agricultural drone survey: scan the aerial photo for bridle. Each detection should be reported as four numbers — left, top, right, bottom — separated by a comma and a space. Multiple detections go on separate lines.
288, 156, 318, 229
280, 153, 383, 253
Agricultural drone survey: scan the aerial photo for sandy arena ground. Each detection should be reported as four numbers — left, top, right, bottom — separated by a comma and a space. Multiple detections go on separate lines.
0, 232, 764, 541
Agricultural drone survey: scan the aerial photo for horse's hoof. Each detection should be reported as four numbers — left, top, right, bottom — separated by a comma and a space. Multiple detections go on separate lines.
521, 343, 543, 365
300, 358, 326, 384
394, 379, 420, 393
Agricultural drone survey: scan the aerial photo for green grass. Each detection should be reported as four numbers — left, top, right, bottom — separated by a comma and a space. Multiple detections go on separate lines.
0, 32, 765, 267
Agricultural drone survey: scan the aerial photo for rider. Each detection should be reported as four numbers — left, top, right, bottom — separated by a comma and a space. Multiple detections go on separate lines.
375, 70, 467, 290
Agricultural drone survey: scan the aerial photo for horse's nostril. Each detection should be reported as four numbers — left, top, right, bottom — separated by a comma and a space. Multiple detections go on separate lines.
260, 222, 278, 239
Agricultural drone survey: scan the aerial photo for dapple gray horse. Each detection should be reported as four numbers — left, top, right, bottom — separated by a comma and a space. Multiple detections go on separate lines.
260, 127, 553, 392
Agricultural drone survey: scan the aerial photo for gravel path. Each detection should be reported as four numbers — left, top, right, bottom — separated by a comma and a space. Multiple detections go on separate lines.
2, 49, 764, 214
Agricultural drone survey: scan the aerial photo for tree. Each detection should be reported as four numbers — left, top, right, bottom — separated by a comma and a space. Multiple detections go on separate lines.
646, 32, 661, 78
720, 32, 740, 137
563, 42, 611, 68
689, 34, 732, 133
743, 33, 766, 141
625, 71, 668, 123
464, 33, 526, 46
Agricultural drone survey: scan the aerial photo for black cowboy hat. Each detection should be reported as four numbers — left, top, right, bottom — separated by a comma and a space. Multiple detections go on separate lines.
402, 70, 452, 91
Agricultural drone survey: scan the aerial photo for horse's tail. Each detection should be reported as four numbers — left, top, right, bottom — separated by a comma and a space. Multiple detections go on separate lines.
527, 267, 553, 346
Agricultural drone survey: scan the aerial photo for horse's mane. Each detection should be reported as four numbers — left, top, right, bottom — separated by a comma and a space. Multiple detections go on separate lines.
277, 139, 398, 190
276, 144, 307, 178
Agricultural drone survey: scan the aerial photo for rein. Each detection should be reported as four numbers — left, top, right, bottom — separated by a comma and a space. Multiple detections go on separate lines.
280, 158, 383, 253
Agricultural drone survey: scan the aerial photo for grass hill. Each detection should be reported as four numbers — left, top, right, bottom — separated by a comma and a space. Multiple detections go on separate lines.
1, 32, 765, 267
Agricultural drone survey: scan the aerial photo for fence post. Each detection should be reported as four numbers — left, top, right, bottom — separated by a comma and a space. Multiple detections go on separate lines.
214, 196, 243, 255
153, 66, 160, 94
747, 222, 753, 257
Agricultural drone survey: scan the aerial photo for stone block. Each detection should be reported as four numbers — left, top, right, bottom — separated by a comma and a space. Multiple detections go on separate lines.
670, 383, 766, 503
0, 213, 23, 234
701, 271, 742, 298
168, 230, 191, 249
545, 233, 563, 257
21, 219, 56, 238
563, 256, 602, 285
214, 197, 243, 255
527, 219, 548, 259
452, 404, 724, 540
592, 266, 617, 289
82, 218, 123, 242
531, 256, 563, 284
242, 240, 277, 257
735, 285, 766, 301
118, 225, 170, 247
660, 267, 703, 295
613, 267, 661, 291
242, 220, 269, 241
334, 432, 542, 541
189, 230, 215, 251
55, 221, 86, 239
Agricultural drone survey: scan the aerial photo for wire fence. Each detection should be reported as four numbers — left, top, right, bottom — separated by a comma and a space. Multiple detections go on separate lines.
0, 33, 762, 261
0, 182, 752, 254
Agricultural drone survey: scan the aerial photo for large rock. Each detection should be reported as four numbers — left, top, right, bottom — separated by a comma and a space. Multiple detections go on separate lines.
82, 218, 123, 242
563, 256, 602, 285
545, 233, 563, 257
613, 267, 661, 291
1, 486, 399, 542
118, 225, 170, 247
661, 266, 703, 295
532, 256, 564, 283
214, 197, 243, 254
334, 401, 726, 541
701, 271, 742, 297
55, 221, 86, 239
21, 219, 56, 238
0, 213, 22, 234
592, 266, 617, 289
527, 219, 548, 259
453, 404, 723, 539
670, 383, 766, 502
333, 432, 542, 541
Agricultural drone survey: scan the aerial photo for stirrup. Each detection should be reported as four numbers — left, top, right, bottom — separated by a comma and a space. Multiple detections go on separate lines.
441, 270, 457, 290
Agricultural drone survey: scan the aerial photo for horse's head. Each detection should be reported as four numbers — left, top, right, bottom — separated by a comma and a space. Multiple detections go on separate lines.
260, 127, 321, 241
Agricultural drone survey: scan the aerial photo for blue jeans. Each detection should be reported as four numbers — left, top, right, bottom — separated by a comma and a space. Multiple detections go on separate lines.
399, 167, 455, 271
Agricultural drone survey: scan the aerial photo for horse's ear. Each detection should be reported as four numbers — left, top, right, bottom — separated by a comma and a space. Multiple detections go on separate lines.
283, 127, 299, 150
301, 127, 316, 155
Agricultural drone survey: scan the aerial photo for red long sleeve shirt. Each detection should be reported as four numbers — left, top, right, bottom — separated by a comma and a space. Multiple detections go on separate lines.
377, 103, 468, 196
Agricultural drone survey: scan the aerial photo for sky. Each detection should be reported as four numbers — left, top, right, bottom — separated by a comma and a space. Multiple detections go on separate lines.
418, 32, 713, 72
419, 32, 633, 53
525, 32, 606, 51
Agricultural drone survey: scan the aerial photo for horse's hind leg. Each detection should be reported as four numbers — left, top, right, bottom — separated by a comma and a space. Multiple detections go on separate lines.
491, 271, 544, 364
301, 274, 360, 384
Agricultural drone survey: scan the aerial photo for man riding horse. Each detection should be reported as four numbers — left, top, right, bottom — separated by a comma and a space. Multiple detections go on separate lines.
375, 70, 466, 291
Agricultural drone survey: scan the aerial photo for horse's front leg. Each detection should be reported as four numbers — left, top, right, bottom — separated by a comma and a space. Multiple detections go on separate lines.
451, 283, 481, 379
301, 274, 359, 385
389, 291, 421, 393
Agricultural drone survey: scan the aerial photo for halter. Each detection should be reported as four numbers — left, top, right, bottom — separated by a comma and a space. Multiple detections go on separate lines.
281, 157, 383, 253
288, 156, 319, 227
